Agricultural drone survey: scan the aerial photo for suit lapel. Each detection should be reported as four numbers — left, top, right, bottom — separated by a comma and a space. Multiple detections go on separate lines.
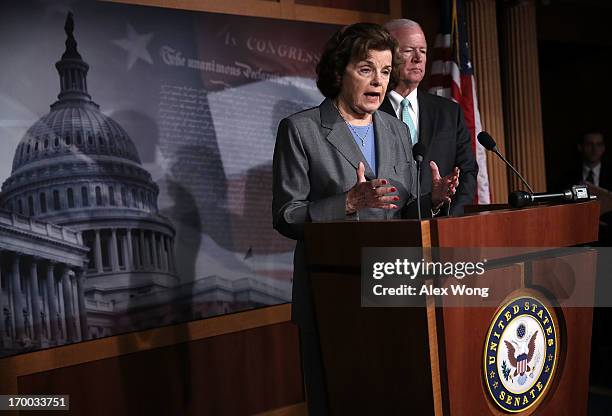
320, 98, 376, 179
417, 90, 437, 154
599, 163, 611, 190
373, 111, 393, 180
379, 95, 396, 118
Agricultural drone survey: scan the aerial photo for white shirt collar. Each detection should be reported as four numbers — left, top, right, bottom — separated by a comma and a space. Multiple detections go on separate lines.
389, 89, 419, 121
583, 162, 601, 186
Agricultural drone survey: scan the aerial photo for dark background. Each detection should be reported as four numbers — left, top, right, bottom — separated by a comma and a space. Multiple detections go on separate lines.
537, 0, 612, 191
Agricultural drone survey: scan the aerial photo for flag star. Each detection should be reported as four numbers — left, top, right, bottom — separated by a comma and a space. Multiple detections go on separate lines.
113, 24, 154, 70
467, 61, 472, 69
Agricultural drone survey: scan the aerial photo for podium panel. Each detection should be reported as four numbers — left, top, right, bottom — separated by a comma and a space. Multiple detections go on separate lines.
311, 272, 434, 415
305, 202, 599, 415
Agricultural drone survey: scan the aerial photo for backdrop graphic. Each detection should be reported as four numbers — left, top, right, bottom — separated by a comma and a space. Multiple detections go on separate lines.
0, 0, 337, 357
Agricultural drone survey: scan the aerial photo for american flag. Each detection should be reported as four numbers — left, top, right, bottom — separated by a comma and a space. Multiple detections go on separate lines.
429, 0, 490, 204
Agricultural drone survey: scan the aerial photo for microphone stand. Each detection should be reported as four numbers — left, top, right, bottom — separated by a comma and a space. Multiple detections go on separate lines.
416, 160, 422, 221
412, 142, 426, 221
490, 147, 534, 194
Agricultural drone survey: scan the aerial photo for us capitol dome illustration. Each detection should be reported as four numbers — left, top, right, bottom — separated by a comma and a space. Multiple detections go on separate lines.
0, 13, 178, 349
0, 12, 289, 357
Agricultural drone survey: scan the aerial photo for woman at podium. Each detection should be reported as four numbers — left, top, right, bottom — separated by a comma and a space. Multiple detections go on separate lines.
271, 22, 457, 415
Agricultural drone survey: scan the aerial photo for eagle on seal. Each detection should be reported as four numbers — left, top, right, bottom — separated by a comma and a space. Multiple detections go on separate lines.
504, 331, 538, 377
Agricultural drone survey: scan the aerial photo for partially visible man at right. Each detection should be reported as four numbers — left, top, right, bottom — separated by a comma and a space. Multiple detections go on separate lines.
562, 131, 612, 391
559, 131, 612, 243
380, 19, 478, 215
565, 132, 611, 190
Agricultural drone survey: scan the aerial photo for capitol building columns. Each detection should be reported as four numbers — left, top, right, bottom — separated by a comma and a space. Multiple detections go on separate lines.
110, 229, 120, 272
45, 261, 60, 342
75, 268, 88, 340
94, 230, 103, 274
131, 230, 141, 271
124, 229, 133, 272
83, 227, 175, 275
10, 255, 26, 342
61, 265, 76, 342
166, 235, 176, 273
151, 231, 158, 269
0, 218, 89, 353
28, 258, 43, 342
0, 13, 178, 353
140, 230, 149, 269
161, 234, 168, 272
0, 266, 5, 341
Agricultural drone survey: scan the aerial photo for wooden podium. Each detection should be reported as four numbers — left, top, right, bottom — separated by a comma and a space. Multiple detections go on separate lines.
304, 201, 600, 416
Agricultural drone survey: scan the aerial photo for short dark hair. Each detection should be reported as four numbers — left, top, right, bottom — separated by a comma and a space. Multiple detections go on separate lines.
316, 22, 401, 99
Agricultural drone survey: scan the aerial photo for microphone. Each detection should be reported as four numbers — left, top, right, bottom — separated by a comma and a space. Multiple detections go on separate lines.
509, 185, 593, 208
413, 142, 426, 165
412, 142, 426, 221
477, 131, 534, 194
477, 132, 594, 208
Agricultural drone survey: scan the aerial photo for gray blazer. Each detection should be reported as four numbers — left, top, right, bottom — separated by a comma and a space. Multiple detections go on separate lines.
272, 98, 425, 329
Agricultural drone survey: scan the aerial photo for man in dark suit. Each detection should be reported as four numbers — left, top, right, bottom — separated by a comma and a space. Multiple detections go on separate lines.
561, 132, 612, 388
559, 132, 611, 190
558, 131, 612, 244
381, 19, 478, 215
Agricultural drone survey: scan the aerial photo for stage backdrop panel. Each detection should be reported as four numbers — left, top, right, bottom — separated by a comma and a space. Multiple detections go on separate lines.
0, 0, 337, 357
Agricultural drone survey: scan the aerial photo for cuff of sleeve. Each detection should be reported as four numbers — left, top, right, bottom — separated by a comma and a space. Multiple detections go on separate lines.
431, 201, 448, 217
309, 192, 355, 222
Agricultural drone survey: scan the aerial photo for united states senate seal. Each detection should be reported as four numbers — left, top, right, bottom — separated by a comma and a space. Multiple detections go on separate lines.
483, 293, 559, 413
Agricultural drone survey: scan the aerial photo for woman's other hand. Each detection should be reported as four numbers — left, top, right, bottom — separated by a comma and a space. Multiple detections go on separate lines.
346, 162, 399, 214
431, 161, 460, 209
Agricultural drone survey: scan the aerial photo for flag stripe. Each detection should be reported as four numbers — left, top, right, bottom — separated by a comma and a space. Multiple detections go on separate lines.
428, 0, 490, 204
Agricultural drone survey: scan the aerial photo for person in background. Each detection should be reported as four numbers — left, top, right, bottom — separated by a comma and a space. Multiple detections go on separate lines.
561, 131, 612, 392
272, 22, 458, 415
571, 132, 610, 189
380, 18, 478, 215
559, 131, 612, 243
